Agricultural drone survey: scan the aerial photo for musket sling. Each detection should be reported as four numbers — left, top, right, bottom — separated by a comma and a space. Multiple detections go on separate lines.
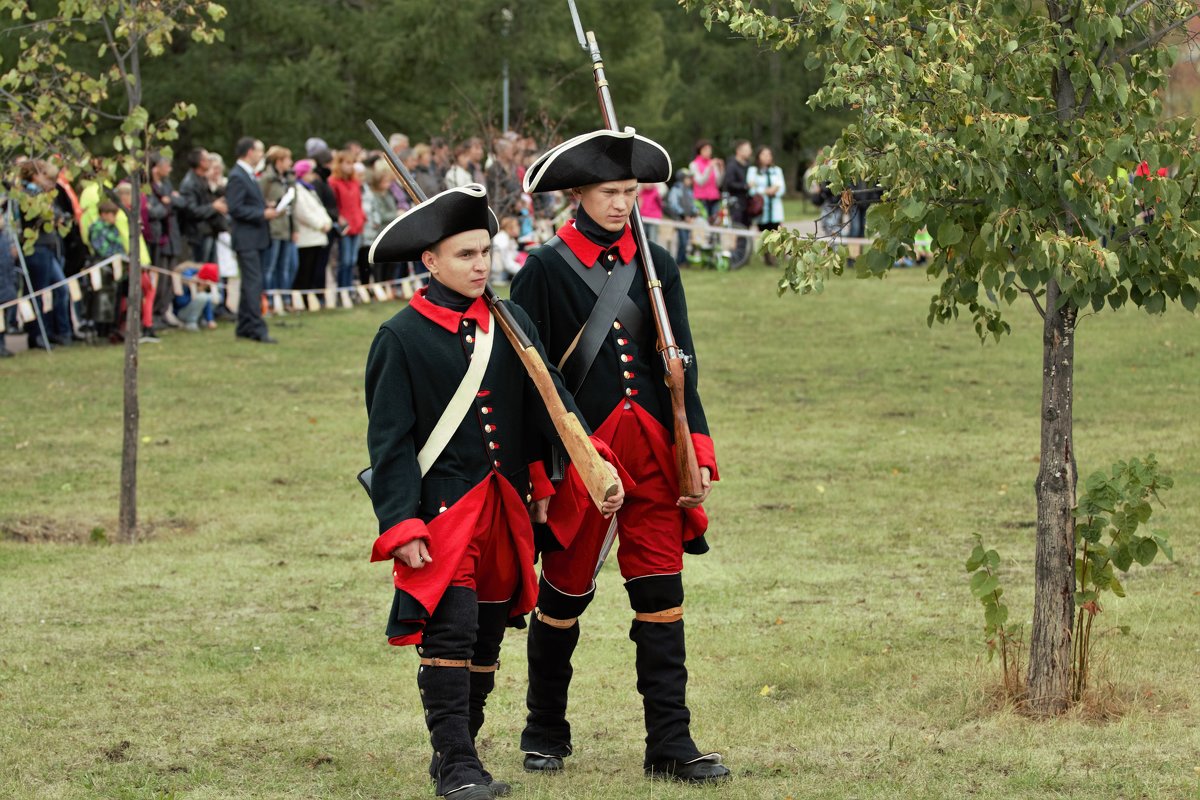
547, 236, 647, 395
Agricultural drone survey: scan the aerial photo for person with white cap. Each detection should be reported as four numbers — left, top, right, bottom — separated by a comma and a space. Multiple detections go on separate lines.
364, 183, 624, 800
510, 129, 729, 785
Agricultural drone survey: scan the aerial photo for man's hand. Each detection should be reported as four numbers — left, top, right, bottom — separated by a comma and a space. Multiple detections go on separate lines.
529, 496, 550, 524
264, 207, 280, 221
392, 539, 431, 569
600, 461, 624, 518
213, 198, 228, 214
677, 467, 712, 509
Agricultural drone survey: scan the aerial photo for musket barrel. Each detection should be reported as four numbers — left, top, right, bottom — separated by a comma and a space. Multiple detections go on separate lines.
569, 11, 703, 496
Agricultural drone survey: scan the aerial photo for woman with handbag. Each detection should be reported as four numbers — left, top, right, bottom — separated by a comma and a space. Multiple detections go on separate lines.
747, 146, 786, 266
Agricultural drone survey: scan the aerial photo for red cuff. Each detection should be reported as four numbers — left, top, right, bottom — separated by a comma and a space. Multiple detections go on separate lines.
370, 518, 430, 563
528, 460, 555, 501
691, 433, 718, 482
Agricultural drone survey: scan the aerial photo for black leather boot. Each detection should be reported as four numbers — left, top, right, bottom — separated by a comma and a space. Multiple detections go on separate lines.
627, 574, 730, 784
520, 575, 594, 771
471, 601, 511, 797
420, 587, 489, 797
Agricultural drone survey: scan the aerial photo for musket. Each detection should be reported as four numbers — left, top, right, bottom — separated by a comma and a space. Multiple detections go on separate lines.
365, 119, 618, 512
567, 0, 704, 498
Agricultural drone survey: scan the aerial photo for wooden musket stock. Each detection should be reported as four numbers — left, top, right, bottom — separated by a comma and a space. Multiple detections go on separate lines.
567, 3, 703, 497
365, 119, 617, 511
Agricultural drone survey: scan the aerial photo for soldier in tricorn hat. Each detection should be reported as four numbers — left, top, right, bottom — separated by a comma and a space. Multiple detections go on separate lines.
511, 130, 730, 784
364, 183, 624, 799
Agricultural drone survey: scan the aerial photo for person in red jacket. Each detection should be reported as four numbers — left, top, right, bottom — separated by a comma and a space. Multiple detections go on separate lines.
328, 150, 365, 290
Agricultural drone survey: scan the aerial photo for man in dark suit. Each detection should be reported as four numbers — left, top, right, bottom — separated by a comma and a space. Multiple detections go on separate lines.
226, 137, 278, 343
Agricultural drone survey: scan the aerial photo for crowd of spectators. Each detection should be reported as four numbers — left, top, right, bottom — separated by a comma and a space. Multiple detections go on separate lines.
0, 131, 791, 358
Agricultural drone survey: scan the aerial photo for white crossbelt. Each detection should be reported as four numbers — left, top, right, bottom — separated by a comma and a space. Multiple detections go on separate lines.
416, 311, 495, 477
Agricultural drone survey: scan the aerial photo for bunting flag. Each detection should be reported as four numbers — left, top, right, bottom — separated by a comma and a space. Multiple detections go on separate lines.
0, 254, 428, 327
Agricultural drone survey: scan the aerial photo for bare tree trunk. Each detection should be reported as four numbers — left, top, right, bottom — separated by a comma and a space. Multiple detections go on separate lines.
118, 170, 142, 544
1026, 279, 1078, 714
118, 38, 143, 545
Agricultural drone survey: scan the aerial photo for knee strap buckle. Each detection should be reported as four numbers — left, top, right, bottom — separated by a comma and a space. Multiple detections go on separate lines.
534, 607, 577, 629
468, 660, 500, 673
419, 657, 470, 668
633, 606, 684, 624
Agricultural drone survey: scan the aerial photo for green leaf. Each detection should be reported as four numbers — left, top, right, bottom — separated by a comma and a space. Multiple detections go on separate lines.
1134, 537, 1157, 566
984, 602, 1008, 628
1110, 575, 1126, 598
969, 571, 999, 598
936, 221, 964, 247
1112, 544, 1133, 572
1153, 535, 1174, 562
902, 199, 925, 220
966, 544, 986, 572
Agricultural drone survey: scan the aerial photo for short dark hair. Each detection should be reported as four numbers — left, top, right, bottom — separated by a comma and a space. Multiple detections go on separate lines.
98, 199, 119, 215
187, 147, 208, 169
234, 137, 257, 159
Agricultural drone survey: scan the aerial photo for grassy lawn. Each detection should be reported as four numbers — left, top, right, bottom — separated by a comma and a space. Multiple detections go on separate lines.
2, 261, 1198, 800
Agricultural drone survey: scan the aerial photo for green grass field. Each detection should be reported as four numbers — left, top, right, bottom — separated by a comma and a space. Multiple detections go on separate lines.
2, 261, 1198, 800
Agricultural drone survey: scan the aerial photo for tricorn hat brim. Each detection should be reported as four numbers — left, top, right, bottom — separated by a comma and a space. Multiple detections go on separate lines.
523, 128, 672, 193
369, 183, 499, 264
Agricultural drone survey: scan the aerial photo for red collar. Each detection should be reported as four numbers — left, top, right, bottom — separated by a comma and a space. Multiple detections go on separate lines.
410, 288, 492, 334
557, 220, 638, 268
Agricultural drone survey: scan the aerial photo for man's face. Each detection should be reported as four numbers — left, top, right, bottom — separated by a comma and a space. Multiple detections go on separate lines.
423, 229, 493, 298
194, 151, 211, 174
248, 141, 264, 166
736, 142, 752, 162
577, 180, 638, 233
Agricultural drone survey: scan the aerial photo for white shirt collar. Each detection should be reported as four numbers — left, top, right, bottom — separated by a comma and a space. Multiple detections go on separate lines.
236, 159, 257, 178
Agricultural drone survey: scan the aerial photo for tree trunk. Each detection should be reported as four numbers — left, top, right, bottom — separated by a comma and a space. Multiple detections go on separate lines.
118, 47, 144, 544
1025, 279, 1078, 714
118, 169, 142, 544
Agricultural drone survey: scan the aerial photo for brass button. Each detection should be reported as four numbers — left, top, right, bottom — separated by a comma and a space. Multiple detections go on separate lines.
625, 388, 632, 397
613, 321, 622, 330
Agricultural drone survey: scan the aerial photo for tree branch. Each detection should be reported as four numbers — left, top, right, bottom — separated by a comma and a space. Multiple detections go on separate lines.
1116, 9, 1200, 60
1021, 285, 1047, 318
1120, 0, 1154, 19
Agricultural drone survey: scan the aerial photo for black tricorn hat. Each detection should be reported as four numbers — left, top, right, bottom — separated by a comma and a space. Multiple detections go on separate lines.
369, 183, 499, 264
523, 128, 672, 193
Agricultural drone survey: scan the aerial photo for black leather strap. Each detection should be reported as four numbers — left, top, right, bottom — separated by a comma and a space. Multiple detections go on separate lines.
547, 236, 647, 393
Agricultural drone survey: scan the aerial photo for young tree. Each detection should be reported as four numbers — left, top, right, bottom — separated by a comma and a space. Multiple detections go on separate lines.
686, 0, 1200, 714
0, 1, 225, 543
